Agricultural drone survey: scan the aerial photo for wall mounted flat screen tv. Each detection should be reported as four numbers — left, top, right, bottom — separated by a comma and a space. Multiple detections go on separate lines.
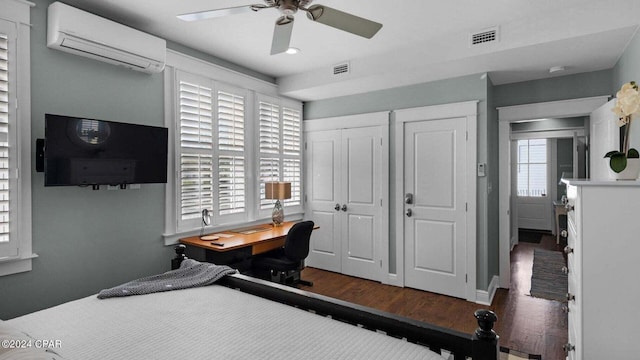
43, 114, 168, 187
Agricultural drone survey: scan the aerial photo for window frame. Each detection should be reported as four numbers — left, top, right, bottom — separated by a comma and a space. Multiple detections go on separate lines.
516, 138, 549, 198
0, 0, 35, 277
163, 51, 303, 244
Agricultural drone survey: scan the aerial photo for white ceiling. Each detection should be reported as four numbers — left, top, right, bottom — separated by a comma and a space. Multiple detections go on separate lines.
61, 0, 639, 101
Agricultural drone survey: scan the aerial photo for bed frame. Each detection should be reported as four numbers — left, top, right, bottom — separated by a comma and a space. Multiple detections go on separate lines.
173, 245, 499, 360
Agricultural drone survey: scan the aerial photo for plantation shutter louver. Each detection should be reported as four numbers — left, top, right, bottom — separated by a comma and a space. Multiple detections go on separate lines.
0, 33, 9, 244
217, 90, 245, 215
179, 80, 213, 220
259, 101, 281, 209
282, 107, 301, 155
282, 107, 301, 206
257, 99, 302, 211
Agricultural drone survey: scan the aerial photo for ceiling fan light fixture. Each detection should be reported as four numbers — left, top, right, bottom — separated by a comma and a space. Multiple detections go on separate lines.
286, 47, 300, 55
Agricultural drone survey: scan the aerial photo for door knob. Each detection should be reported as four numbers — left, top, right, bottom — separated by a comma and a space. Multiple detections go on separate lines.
560, 229, 568, 238
335, 203, 340, 211
406, 208, 412, 217
405, 193, 413, 204
341, 204, 347, 212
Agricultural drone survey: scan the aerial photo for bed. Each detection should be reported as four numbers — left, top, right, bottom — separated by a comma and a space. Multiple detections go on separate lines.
0, 249, 499, 360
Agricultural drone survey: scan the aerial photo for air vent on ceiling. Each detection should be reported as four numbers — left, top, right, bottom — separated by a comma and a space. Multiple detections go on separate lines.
470, 27, 499, 46
332, 62, 350, 76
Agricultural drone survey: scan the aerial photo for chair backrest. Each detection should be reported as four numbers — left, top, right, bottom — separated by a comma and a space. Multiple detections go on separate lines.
283, 221, 314, 261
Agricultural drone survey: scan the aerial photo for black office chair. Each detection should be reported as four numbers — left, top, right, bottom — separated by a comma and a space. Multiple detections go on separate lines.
251, 220, 314, 287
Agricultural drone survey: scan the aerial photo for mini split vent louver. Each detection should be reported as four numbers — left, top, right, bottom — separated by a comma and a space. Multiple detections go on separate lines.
333, 62, 350, 75
470, 27, 499, 46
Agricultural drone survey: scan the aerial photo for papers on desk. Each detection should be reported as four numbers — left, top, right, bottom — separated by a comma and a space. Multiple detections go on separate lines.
212, 233, 234, 238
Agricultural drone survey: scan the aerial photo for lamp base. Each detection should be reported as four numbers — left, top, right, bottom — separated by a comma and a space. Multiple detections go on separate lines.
272, 200, 284, 226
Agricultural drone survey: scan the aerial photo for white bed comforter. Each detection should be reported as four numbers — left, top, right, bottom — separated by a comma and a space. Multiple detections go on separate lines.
6, 285, 446, 360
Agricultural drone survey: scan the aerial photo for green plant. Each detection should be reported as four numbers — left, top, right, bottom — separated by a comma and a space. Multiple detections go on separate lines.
605, 81, 640, 173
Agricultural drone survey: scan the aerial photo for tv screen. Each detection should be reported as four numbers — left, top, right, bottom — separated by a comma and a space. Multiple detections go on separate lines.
44, 114, 168, 187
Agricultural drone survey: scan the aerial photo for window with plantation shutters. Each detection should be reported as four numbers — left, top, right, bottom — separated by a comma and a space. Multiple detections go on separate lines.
259, 100, 280, 210
217, 90, 245, 215
257, 96, 302, 212
282, 106, 301, 206
178, 79, 214, 221
0, 3, 33, 276
166, 66, 302, 240
0, 32, 11, 248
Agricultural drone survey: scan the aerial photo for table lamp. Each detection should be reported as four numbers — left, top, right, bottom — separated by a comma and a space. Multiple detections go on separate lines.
265, 181, 291, 226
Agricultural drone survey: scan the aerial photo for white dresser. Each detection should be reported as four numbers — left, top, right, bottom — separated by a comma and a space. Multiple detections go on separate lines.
562, 179, 640, 359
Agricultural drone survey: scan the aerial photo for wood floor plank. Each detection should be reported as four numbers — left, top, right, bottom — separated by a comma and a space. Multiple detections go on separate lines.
300, 235, 566, 359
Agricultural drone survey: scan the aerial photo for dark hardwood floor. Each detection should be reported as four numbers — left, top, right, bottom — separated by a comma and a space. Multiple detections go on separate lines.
300, 234, 567, 359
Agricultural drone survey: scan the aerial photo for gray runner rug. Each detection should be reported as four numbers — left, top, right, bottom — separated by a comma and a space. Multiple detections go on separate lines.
529, 248, 567, 302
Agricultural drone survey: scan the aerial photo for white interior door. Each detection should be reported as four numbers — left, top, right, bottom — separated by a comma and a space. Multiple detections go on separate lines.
304, 130, 341, 272
403, 117, 468, 299
340, 126, 382, 281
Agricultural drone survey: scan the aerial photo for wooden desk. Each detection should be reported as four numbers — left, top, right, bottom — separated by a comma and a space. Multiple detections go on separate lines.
180, 221, 306, 255
553, 201, 567, 244
179, 221, 318, 269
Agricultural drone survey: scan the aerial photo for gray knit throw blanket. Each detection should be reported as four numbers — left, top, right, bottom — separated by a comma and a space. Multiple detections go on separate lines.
97, 259, 237, 299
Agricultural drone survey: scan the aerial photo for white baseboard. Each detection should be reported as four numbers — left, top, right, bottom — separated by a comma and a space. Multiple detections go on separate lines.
475, 275, 499, 306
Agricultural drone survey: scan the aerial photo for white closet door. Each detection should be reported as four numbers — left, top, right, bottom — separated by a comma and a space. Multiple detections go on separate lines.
340, 126, 383, 280
304, 129, 342, 272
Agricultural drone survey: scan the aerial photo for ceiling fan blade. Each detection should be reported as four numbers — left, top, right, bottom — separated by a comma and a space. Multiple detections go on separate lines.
270, 16, 294, 55
305, 5, 382, 39
177, 5, 255, 22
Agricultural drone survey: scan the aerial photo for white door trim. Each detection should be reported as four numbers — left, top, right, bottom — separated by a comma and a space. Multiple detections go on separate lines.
393, 101, 478, 302
497, 95, 609, 289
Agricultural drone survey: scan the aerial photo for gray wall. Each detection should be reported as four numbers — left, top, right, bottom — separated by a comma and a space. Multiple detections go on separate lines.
0, 0, 169, 319
0, 0, 270, 319
493, 70, 613, 108
613, 30, 640, 153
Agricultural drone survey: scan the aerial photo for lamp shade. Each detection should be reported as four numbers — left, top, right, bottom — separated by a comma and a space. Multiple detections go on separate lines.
265, 181, 291, 200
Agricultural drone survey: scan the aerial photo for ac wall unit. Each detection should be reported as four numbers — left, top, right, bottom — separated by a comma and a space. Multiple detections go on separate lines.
47, 2, 166, 73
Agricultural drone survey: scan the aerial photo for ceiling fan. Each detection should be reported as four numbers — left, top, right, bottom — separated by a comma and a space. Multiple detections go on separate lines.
177, 0, 383, 55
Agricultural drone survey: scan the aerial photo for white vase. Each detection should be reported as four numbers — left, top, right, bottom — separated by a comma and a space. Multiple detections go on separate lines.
607, 158, 640, 180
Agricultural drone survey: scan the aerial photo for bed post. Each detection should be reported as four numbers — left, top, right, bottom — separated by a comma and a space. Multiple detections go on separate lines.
172, 244, 187, 270
472, 309, 499, 359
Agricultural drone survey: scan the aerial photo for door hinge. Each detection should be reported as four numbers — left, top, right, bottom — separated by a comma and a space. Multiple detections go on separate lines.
380, 260, 382, 267
465, 203, 468, 211
304, 194, 307, 203
466, 131, 468, 140
380, 138, 383, 146
465, 274, 468, 283
304, 142, 307, 150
